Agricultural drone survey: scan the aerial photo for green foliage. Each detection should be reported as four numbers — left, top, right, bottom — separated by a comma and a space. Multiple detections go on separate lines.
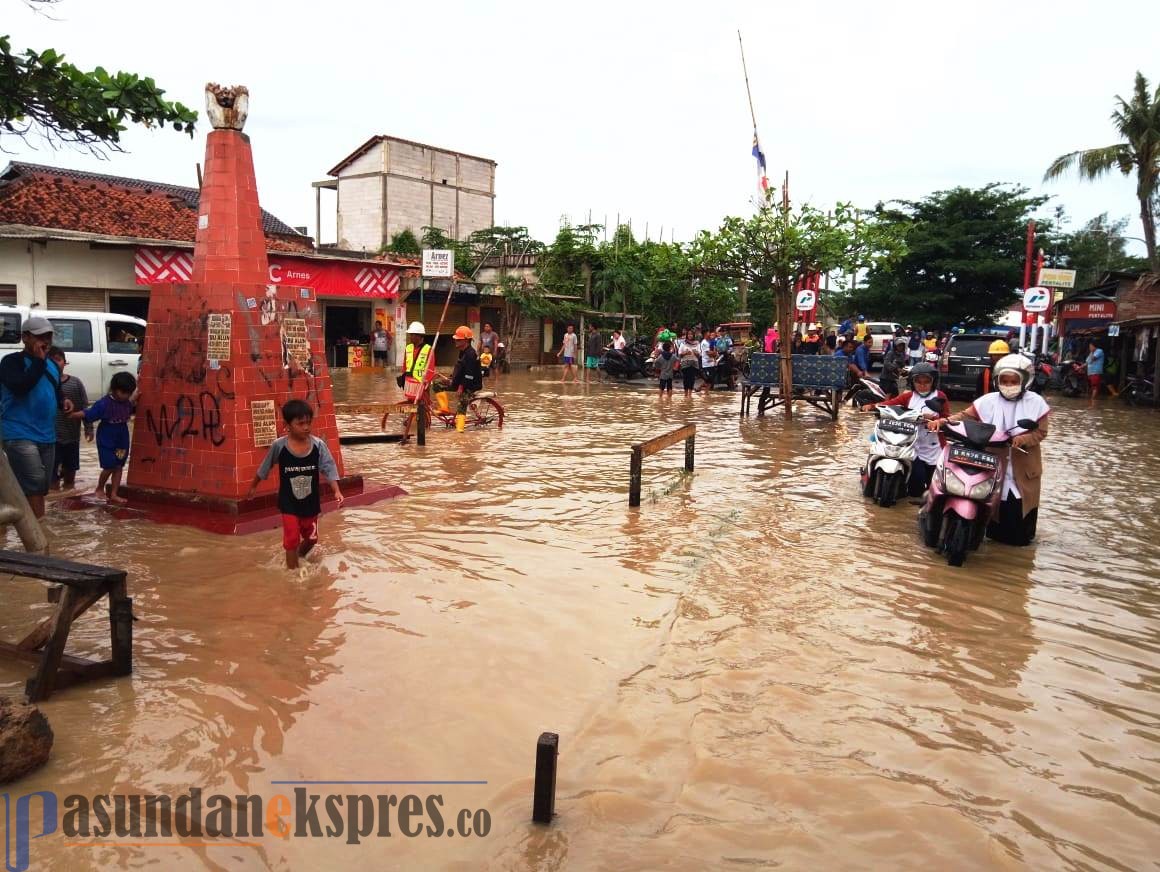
1044, 71, 1160, 270
1050, 212, 1149, 290
537, 223, 600, 300
385, 229, 420, 257
0, 35, 197, 150
692, 200, 904, 416
852, 184, 1046, 327
691, 201, 905, 311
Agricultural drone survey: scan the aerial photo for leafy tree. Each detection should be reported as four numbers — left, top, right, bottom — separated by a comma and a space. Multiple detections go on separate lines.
385, 229, 420, 257
0, 34, 197, 151
1044, 71, 1160, 271
693, 201, 904, 418
852, 184, 1047, 328
1050, 213, 1148, 290
496, 272, 576, 349
537, 223, 600, 301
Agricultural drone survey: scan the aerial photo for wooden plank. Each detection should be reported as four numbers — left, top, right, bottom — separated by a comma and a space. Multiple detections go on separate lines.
109, 578, 132, 677
0, 642, 102, 671
339, 433, 405, 445
634, 424, 696, 460
17, 587, 107, 651
0, 550, 124, 588
26, 586, 79, 702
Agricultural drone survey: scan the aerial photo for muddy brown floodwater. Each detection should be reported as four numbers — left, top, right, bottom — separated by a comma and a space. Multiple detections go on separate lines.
2, 369, 1159, 871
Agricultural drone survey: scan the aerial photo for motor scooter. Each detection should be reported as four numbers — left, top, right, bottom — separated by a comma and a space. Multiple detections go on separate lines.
845, 375, 888, 408
860, 404, 924, 507
918, 416, 1039, 566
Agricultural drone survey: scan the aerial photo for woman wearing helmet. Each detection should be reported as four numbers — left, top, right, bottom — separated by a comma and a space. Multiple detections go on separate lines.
974, 339, 1010, 398
880, 338, 909, 397
929, 353, 1050, 545
863, 361, 951, 497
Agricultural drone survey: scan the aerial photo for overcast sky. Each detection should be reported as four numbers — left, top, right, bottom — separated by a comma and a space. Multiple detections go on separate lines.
5, 0, 1159, 257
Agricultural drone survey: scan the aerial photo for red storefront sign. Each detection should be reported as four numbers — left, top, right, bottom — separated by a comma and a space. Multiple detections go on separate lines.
1059, 300, 1116, 321
135, 248, 400, 298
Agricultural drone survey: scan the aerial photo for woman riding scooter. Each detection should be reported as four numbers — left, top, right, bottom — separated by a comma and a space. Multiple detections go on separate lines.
927, 353, 1049, 545
863, 362, 950, 497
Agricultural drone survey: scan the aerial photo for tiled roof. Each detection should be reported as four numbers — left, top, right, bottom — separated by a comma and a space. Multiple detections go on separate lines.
0, 161, 311, 252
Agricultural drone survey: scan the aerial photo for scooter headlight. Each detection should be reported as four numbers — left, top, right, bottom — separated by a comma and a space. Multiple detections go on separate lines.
943, 470, 968, 496
967, 480, 994, 500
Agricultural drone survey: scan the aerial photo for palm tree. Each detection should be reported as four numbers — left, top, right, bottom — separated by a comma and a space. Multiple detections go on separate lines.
1044, 71, 1160, 271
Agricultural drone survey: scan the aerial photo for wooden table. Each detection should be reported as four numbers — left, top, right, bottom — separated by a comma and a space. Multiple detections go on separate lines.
0, 551, 132, 702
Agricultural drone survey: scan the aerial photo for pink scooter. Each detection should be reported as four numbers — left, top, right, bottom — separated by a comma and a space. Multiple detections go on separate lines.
918, 416, 1039, 566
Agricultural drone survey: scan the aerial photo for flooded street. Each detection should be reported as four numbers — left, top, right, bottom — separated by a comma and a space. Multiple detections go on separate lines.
3, 369, 1159, 870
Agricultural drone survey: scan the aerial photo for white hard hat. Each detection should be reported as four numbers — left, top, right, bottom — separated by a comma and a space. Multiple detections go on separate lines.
406, 321, 426, 335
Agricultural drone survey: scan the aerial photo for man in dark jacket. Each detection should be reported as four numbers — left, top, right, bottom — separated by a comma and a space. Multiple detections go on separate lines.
450, 325, 481, 428
880, 339, 908, 397
1, 316, 73, 517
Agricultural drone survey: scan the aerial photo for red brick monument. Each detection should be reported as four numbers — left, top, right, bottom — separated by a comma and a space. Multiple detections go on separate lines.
124, 84, 396, 531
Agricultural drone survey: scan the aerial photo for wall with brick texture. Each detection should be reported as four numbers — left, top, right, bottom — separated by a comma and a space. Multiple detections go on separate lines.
459, 192, 494, 238
460, 157, 493, 193
384, 176, 431, 244
336, 175, 383, 251
339, 144, 385, 177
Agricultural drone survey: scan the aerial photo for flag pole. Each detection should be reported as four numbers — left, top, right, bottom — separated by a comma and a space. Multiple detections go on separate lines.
738, 30, 759, 133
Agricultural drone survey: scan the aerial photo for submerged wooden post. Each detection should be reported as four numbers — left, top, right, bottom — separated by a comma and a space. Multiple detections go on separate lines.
416, 402, 426, 446
532, 731, 558, 824
628, 424, 696, 506
628, 446, 643, 507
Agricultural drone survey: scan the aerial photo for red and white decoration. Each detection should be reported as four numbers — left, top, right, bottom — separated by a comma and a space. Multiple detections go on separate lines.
135, 247, 194, 282
135, 248, 401, 299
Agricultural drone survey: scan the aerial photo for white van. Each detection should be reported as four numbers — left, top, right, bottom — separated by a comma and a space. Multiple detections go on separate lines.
0, 305, 145, 401
866, 321, 903, 365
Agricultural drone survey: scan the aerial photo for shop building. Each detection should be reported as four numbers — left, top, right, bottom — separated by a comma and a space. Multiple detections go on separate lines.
0, 161, 414, 366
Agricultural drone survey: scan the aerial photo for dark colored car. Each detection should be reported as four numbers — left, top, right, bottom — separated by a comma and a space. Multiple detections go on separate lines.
938, 334, 997, 397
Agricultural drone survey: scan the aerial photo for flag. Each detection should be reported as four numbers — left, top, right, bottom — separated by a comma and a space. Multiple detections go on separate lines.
751, 134, 769, 194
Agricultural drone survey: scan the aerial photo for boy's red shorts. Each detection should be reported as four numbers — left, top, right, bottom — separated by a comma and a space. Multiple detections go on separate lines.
1088, 374, 1102, 389
281, 514, 318, 551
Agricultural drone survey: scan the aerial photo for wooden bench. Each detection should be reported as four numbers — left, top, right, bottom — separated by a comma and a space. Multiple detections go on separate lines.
0, 551, 132, 702
740, 353, 849, 420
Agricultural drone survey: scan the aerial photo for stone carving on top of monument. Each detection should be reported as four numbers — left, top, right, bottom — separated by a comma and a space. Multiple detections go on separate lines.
205, 83, 249, 130
127, 83, 359, 515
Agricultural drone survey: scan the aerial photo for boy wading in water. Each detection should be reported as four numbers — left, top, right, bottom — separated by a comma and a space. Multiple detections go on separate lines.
247, 400, 344, 568
74, 371, 137, 504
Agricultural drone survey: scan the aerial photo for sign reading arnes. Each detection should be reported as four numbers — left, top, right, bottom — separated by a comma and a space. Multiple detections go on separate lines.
422, 249, 455, 278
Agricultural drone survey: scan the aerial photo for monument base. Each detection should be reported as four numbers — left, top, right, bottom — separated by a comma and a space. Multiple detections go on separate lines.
61, 476, 406, 535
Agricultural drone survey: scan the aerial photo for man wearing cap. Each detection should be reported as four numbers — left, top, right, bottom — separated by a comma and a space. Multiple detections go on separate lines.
1, 316, 74, 518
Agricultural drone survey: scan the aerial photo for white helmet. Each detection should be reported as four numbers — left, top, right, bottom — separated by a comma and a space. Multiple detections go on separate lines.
992, 353, 1034, 400
406, 321, 426, 335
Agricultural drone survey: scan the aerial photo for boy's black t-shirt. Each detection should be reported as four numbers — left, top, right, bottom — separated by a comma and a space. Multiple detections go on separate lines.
256, 435, 340, 517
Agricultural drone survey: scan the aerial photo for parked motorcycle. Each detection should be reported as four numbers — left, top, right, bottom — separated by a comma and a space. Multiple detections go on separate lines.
860, 404, 924, 507
1059, 359, 1086, 397
1019, 349, 1055, 393
918, 416, 1039, 566
601, 339, 651, 379
700, 348, 742, 390
845, 376, 888, 408
1122, 373, 1157, 406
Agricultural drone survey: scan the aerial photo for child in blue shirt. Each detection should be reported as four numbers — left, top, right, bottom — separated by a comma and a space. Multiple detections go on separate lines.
74, 371, 137, 504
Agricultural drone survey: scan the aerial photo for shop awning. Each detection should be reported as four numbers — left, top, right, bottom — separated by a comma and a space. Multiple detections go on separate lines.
134, 248, 401, 298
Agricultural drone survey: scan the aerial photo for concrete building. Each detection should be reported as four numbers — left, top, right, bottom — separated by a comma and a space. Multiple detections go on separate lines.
315, 136, 496, 251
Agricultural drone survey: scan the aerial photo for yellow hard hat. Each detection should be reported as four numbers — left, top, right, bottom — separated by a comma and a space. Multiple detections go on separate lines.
988, 340, 1010, 355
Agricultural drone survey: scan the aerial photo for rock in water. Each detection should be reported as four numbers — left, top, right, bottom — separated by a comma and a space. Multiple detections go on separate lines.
0, 697, 53, 783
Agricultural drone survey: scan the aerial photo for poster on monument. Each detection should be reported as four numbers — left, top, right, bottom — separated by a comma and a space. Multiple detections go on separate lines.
251, 400, 277, 447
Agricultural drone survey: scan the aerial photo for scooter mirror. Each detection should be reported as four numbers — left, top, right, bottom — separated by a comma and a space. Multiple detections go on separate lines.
1016, 418, 1039, 431
925, 397, 946, 413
